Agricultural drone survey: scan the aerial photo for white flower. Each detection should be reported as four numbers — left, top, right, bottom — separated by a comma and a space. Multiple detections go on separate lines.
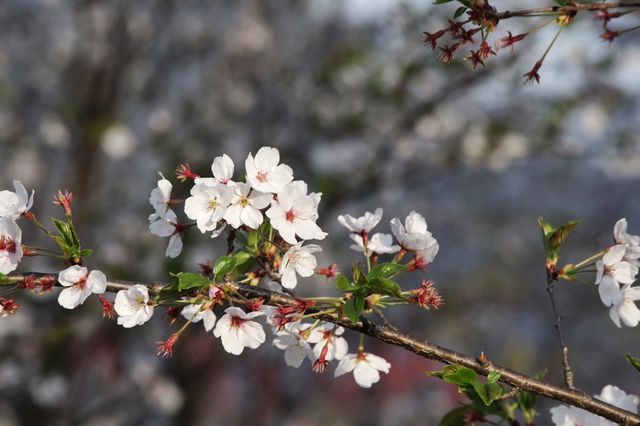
334, 352, 391, 388
223, 182, 272, 229
213, 307, 265, 355
609, 284, 640, 328
349, 233, 400, 254
337, 208, 383, 234
114, 285, 154, 328
211, 154, 234, 184
57, 265, 107, 309
266, 182, 327, 244
148, 173, 172, 216
0, 217, 22, 274
550, 385, 639, 426
415, 243, 440, 267
245, 147, 293, 193
307, 323, 348, 362
181, 303, 217, 331
595, 245, 637, 307
184, 180, 234, 233
280, 243, 322, 289
390, 211, 438, 252
273, 322, 314, 368
614, 218, 640, 265
149, 209, 183, 258
0, 180, 34, 219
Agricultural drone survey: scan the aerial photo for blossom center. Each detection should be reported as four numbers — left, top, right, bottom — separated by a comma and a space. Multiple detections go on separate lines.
76, 276, 88, 290
0, 236, 16, 254
208, 199, 219, 210
239, 197, 249, 208
285, 209, 297, 222
256, 171, 269, 183
231, 316, 245, 328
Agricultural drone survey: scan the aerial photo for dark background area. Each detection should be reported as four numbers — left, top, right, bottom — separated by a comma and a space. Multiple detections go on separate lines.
0, 0, 639, 424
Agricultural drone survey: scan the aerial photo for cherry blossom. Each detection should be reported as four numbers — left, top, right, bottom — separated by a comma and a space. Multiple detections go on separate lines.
184, 180, 234, 233
266, 182, 327, 244
149, 209, 183, 258
280, 243, 322, 289
337, 208, 383, 234
0, 180, 34, 219
613, 218, 640, 265
181, 303, 217, 332
148, 173, 172, 217
0, 217, 23, 274
57, 265, 107, 309
550, 385, 639, 426
114, 284, 155, 328
245, 146, 293, 193
213, 307, 265, 355
223, 182, 271, 229
390, 211, 438, 252
307, 323, 348, 362
210, 154, 234, 184
609, 284, 640, 328
334, 352, 391, 388
272, 322, 314, 367
349, 233, 399, 254
595, 245, 637, 307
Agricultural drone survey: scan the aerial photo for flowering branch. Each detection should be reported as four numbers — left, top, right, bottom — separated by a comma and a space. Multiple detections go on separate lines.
2, 271, 639, 425
546, 271, 576, 390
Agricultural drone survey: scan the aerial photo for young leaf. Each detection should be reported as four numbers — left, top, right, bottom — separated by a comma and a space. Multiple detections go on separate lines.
438, 405, 470, 426
472, 382, 503, 406
0, 273, 7, 284
336, 274, 352, 292
367, 277, 404, 298
213, 256, 237, 279
177, 272, 210, 291
343, 292, 365, 323
428, 365, 477, 386
156, 281, 181, 304
368, 262, 406, 280
453, 6, 467, 19
625, 354, 640, 373
487, 371, 501, 384
233, 251, 255, 273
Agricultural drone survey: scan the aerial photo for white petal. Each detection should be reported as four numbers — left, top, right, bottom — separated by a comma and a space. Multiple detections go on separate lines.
57, 286, 86, 309
203, 310, 217, 331
58, 265, 88, 287
334, 354, 358, 377
353, 362, 380, 388
599, 275, 623, 307
166, 234, 183, 258
241, 206, 263, 229
87, 270, 107, 294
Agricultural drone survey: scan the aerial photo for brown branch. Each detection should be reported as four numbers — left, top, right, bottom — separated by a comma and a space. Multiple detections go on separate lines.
3, 272, 640, 425
494, 2, 640, 20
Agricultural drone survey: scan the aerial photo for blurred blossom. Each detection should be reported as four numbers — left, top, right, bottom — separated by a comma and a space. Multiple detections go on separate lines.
29, 374, 67, 407
101, 125, 138, 160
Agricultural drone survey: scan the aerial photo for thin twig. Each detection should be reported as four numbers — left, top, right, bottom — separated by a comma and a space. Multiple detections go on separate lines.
546, 270, 575, 390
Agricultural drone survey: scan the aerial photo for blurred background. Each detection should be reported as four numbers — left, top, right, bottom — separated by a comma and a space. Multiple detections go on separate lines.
1, 0, 640, 425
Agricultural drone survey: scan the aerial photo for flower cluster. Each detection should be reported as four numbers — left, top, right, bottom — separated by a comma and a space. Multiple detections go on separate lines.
594, 219, 640, 327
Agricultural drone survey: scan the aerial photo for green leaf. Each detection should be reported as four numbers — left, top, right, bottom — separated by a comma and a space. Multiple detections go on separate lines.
336, 274, 352, 292
438, 406, 470, 426
232, 251, 254, 273
368, 262, 406, 280
213, 256, 237, 279
428, 365, 477, 386
538, 217, 581, 265
472, 382, 503, 406
177, 272, 210, 291
487, 371, 501, 384
246, 230, 260, 249
433, 0, 455, 3
625, 354, 640, 373
156, 281, 181, 304
367, 277, 404, 298
0, 273, 7, 284
343, 292, 365, 323
453, 6, 467, 19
